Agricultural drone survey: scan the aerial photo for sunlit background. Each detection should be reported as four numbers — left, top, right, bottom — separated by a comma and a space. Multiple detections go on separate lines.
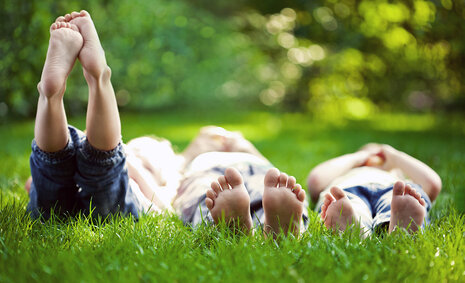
1, 0, 464, 119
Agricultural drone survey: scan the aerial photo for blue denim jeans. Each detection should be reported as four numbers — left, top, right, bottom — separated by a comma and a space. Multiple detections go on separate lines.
27, 126, 143, 219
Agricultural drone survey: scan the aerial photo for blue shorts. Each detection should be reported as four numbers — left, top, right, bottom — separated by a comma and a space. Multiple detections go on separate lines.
318, 183, 432, 231
27, 126, 143, 219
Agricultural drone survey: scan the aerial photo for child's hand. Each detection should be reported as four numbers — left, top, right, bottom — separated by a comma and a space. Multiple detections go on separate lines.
376, 144, 399, 171
358, 143, 399, 170
357, 143, 385, 167
359, 143, 382, 155
365, 154, 385, 167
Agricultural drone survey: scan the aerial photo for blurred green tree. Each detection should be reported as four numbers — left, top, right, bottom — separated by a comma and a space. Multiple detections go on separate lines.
1, 0, 464, 118
0, 0, 280, 118
189, 0, 465, 116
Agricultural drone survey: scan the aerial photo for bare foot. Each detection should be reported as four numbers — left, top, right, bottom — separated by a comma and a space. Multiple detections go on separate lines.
262, 168, 305, 237
58, 10, 107, 79
38, 22, 83, 97
321, 186, 357, 232
389, 181, 426, 233
206, 168, 253, 233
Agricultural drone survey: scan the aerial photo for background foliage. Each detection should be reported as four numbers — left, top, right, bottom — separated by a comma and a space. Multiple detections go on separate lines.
1, 0, 465, 118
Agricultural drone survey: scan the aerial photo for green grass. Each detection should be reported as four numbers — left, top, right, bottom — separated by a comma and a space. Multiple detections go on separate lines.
1, 110, 464, 282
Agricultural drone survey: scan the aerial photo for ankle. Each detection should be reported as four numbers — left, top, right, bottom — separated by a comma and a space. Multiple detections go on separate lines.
37, 79, 66, 100
83, 65, 111, 85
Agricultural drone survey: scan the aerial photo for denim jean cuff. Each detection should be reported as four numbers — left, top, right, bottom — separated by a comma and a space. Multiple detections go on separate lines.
80, 138, 124, 166
31, 137, 75, 165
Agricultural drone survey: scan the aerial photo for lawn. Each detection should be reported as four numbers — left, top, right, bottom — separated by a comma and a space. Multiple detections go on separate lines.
1, 110, 464, 282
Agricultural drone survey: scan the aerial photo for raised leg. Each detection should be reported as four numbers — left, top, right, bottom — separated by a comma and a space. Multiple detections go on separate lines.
62, 10, 120, 150
34, 21, 83, 152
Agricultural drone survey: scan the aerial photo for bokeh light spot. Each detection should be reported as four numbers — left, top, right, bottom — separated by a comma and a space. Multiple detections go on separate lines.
308, 44, 325, 61
277, 32, 296, 49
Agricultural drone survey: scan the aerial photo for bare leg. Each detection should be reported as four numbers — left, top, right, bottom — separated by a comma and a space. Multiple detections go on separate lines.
35, 21, 83, 152
262, 168, 306, 237
205, 168, 253, 233
61, 11, 120, 150
389, 181, 426, 233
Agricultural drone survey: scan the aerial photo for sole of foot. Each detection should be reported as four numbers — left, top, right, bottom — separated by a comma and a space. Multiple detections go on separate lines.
206, 167, 253, 233
262, 168, 305, 238
58, 10, 107, 78
389, 181, 426, 233
321, 186, 357, 232
38, 22, 83, 98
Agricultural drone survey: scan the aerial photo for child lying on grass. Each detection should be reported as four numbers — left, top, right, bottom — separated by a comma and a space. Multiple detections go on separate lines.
307, 143, 442, 235
126, 126, 308, 237
27, 10, 307, 237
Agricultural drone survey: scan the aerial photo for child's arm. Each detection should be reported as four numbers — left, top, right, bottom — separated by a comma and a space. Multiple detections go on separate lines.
126, 155, 166, 210
381, 145, 442, 201
306, 150, 371, 202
